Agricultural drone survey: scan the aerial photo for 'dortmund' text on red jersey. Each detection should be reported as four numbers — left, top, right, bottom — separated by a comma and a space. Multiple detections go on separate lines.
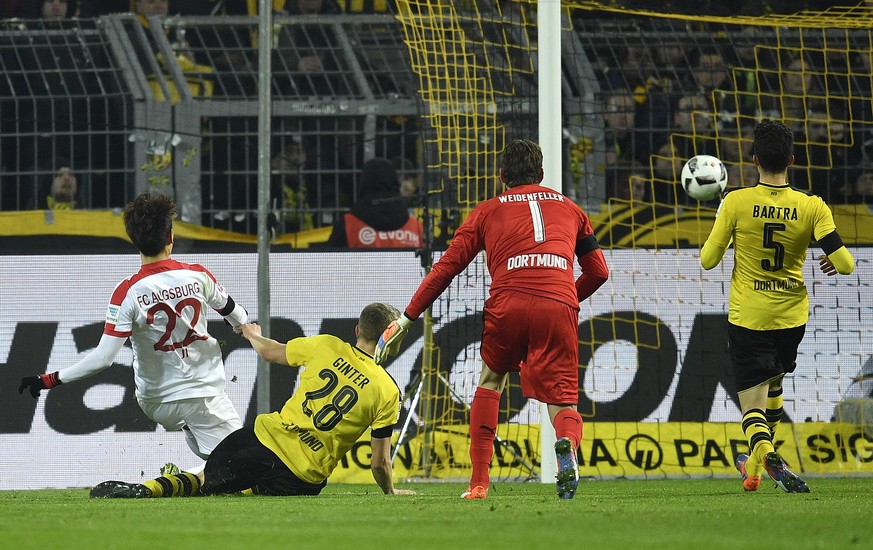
406, 184, 595, 318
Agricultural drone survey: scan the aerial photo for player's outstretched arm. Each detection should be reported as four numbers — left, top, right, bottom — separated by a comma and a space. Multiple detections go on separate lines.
18, 334, 126, 398
239, 322, 289, 365
370, 435, 415, 495
219, 297, 248, 334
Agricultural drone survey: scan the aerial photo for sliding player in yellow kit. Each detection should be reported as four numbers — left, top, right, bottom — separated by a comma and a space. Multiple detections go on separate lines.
91, 303, 415, 498
701, 120, 855, 493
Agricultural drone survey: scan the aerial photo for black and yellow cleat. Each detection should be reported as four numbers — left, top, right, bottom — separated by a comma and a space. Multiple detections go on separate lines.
89, 480, 152, 499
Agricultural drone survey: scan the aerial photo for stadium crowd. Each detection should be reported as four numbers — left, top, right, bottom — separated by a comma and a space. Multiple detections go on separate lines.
1, 0, 872, 232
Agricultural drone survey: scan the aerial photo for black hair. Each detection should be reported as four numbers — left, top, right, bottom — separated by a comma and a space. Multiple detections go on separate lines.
360, 158, 399, 196
122, 193, 176, 257
753, 119, 794, 174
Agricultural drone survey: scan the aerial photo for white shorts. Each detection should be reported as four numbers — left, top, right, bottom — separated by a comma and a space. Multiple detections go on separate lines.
138, 393, 242, 459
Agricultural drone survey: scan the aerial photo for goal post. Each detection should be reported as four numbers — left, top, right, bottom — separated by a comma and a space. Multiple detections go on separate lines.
537, 0, 563, 485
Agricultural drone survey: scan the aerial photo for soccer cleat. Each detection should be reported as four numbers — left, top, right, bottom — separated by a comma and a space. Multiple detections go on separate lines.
735, 453, 761, 492
554, 437, 579, 500
160, 463, 180, 476
89, 480, 152, 499
460, 485, 488, 499
764, 452, 810, 493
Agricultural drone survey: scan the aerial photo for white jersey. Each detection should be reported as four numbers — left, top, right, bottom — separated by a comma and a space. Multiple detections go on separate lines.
104, 258, 231, 402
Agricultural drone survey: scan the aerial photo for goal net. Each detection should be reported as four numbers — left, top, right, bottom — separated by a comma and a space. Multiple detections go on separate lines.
393, 0, 873, 481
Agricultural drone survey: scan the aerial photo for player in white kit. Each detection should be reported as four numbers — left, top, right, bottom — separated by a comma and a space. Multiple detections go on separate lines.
19, 193, 248, 470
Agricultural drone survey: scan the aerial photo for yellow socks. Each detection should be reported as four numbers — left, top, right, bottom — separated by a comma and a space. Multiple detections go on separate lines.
742, 408, 773, 477
766, 387, 783, 438
144, 472, 201, 497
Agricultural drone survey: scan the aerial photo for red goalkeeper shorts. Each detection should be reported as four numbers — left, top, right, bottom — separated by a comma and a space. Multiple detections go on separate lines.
480, 290, 579, 405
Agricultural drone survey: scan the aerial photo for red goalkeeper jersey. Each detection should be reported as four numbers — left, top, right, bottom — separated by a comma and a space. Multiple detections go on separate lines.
406, 184, 596, 319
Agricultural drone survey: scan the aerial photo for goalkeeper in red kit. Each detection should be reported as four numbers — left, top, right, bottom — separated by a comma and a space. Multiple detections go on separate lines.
374, 139, 609, 499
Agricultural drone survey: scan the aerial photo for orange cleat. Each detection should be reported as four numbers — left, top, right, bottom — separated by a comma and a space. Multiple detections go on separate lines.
735, 453, 761, 492
460, 485, 488, 499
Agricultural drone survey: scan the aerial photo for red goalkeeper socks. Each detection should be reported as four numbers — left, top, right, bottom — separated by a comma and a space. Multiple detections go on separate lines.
553, 408, 583, 450
469, 387, 501, 489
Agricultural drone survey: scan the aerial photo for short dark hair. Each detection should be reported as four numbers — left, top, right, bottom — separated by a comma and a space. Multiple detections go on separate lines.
123, 193, 176, 257
358, 303, 401, 342
753, 119, 794, 174
499, 139, 543, 188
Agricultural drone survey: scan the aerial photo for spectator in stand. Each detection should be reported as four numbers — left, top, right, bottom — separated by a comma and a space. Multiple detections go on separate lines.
179, 1, 286, 97
718, 126, 756, 191
277, 0, 348, 97
599, 41, 673, 162
27, 158, 80, 210
653, 38, 695, 93
772, 54, 825, 133
845, 171, 873, 204
717, 126, 754, 165
326, 158, 423, 248
809, 30, 872, 125
649, 93, 718, 204
652, 141, 684, 204
726, 162, 760, 189
730, 25, 780, 120
18, 0, 78, 18
270, 137, 314, 233
609, 161, 650, 203
669, 93, 717, 159
603, 90, 639, 165
687, 46, 739, 129
793, 106, 863, 203
610, 43, 672, 158
391, 156, 421, 204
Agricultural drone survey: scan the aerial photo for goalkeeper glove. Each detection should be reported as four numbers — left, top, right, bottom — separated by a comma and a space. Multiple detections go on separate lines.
373, 314, 413, 365
18, 372, 62, 398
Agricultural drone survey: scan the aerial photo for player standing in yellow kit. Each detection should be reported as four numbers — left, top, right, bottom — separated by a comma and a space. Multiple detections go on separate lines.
700, 120, 855, 493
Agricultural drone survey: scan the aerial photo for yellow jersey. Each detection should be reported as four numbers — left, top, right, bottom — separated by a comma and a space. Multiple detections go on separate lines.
253, 334, 401, 484
701, 182, 838, 330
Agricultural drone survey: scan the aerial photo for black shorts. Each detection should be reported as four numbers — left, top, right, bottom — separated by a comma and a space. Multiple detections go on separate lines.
728, 322, 806, 392
202, 425, 326, 496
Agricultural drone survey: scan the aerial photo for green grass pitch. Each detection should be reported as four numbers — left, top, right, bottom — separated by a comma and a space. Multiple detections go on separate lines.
2, 478, 872, 549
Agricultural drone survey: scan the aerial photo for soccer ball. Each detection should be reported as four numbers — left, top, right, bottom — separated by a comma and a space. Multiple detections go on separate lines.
680, 154, 728, 201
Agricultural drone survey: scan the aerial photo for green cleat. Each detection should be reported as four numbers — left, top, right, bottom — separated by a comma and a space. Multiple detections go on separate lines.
160, 463, 181, 476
